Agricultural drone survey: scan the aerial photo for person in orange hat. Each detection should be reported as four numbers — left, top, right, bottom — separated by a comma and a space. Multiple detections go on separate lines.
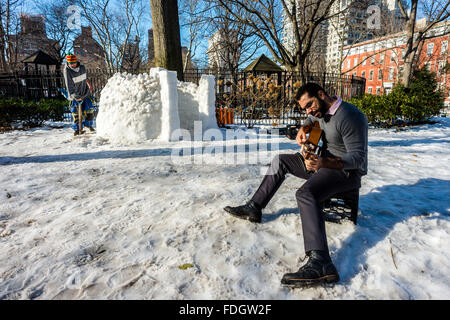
63, 54, 95, 135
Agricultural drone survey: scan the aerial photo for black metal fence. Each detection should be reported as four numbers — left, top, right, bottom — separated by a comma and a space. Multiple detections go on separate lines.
0, 69, 114, 101
185, 69, 366, 126
1, 68, 365, 127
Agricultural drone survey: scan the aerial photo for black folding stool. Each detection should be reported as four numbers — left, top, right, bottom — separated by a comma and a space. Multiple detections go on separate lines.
321, 188, 360, 225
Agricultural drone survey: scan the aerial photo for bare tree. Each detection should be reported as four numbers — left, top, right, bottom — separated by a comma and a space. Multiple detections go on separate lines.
40, 0, 77, 67
76, 0, 145, 72
179, 0, 210, 72
207, 4, 262, 71
0, 0, 23, 72
213, 0, 354, 81
396, 0, 449, 87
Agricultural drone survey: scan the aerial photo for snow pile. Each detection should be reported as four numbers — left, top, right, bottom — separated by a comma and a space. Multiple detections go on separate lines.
96, 68, 218, 145
1, 118, 449, 299
96, 72, 162, 144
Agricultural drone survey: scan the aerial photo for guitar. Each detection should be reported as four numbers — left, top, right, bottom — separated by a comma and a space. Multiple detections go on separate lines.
302, 121, 323, 160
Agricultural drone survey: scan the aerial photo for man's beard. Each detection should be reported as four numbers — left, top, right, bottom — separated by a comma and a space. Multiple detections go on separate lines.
313, 98, 328, 118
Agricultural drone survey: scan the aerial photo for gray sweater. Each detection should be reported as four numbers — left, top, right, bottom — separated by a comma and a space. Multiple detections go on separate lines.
63, 63, 91, 101
304, 101, 368, 176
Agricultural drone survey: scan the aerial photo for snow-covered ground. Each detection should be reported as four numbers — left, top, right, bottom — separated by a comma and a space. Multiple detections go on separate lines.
0, 118, 449, 300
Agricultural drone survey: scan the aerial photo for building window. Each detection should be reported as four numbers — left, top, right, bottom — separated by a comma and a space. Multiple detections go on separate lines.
362, 71, 366, 79
371, 56, 375, 65
376, 87, 381, 95
378, 69, 383, 80
380, 53, 385, 63
438, 60, 446, 75
427, 43, 434, 56
362, 57, 367, 66
347, 59, 351, 68
353, 72, 357, 77
441, 40, 448, 55
368, 87, 372, 94
354, 57, 358, 66
388, 67, 394, 80
369, 70, 374, 80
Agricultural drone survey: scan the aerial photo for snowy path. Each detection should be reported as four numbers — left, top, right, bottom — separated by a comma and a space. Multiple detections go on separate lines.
0, 119, 449, 299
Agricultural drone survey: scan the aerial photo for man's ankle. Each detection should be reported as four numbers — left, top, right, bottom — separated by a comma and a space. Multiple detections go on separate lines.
248, 200, 262, 211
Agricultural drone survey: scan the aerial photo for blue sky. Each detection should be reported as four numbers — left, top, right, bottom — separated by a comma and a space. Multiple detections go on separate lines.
20, 0, 435, 69
22, 0, 269, 69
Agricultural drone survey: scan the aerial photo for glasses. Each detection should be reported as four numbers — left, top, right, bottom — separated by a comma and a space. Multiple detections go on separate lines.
302, 100, 314, 110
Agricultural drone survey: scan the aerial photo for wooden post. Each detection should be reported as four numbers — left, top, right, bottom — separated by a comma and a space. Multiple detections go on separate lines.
78, 101, 83, 134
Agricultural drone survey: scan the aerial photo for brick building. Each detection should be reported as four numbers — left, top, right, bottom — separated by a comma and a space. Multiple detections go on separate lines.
121, 36, 142, 73
73, 27, 106, 70
7, 14, 60, 71
342, 20, 449, 106
148, 29, 155, 65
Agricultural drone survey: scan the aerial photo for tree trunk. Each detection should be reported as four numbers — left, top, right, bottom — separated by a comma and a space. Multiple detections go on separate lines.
401, 0, 418, 87
150, 0, 184, 81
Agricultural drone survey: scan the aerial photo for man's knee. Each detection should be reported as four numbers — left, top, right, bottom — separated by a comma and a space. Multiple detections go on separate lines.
271, 153, 290, 168
269, 154, 291, 176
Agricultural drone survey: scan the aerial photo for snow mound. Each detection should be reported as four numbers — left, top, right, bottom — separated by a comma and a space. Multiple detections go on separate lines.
96, 69, 218, 145
96, 72, 162, 144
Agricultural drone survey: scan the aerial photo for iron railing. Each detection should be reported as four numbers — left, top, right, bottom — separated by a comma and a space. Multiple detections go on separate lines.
0, 68, 365, 127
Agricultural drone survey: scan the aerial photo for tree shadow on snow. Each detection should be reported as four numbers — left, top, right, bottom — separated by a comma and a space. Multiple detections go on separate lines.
0, 140, 299, 166
333, 178, 450, 283
368, 137, 450, 148
0, 149, 175, 165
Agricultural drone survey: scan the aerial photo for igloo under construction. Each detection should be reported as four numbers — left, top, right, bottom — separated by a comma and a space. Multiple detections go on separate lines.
96, 68, 218, 144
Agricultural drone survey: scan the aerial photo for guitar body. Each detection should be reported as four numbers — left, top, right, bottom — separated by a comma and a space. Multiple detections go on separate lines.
303, 121, 323, 160
307, 121, 322, 148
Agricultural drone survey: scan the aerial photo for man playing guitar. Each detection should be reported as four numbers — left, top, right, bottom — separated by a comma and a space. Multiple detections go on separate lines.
224, 83, 368, 287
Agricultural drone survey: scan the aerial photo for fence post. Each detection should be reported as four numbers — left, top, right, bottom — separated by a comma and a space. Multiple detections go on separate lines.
15, 71, 20, 97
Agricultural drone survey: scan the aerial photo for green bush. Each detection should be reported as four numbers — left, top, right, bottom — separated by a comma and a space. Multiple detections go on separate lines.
0, 97, 67, 127
350, 68, 444, 125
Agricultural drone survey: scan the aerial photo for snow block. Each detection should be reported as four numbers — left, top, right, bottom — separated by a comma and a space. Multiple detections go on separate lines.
150, 67, 164, 78
198, 75, 219, 131
159, 70, 180, 142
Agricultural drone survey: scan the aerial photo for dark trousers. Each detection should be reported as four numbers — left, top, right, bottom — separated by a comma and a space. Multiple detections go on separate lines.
251, 153, 361, 253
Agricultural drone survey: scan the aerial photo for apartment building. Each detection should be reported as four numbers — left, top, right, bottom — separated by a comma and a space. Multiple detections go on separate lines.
73, 26, 106, 70
7, 14, 60, 71
342, 20, 449, 105
326, 0, 404, 73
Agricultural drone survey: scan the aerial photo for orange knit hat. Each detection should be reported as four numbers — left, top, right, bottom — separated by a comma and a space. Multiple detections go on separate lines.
66, 54, 77, 64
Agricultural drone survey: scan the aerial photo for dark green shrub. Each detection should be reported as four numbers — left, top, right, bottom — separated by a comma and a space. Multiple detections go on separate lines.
350, 68, 444, 125
406, 69, 444, 121
0, 97, 67, 127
